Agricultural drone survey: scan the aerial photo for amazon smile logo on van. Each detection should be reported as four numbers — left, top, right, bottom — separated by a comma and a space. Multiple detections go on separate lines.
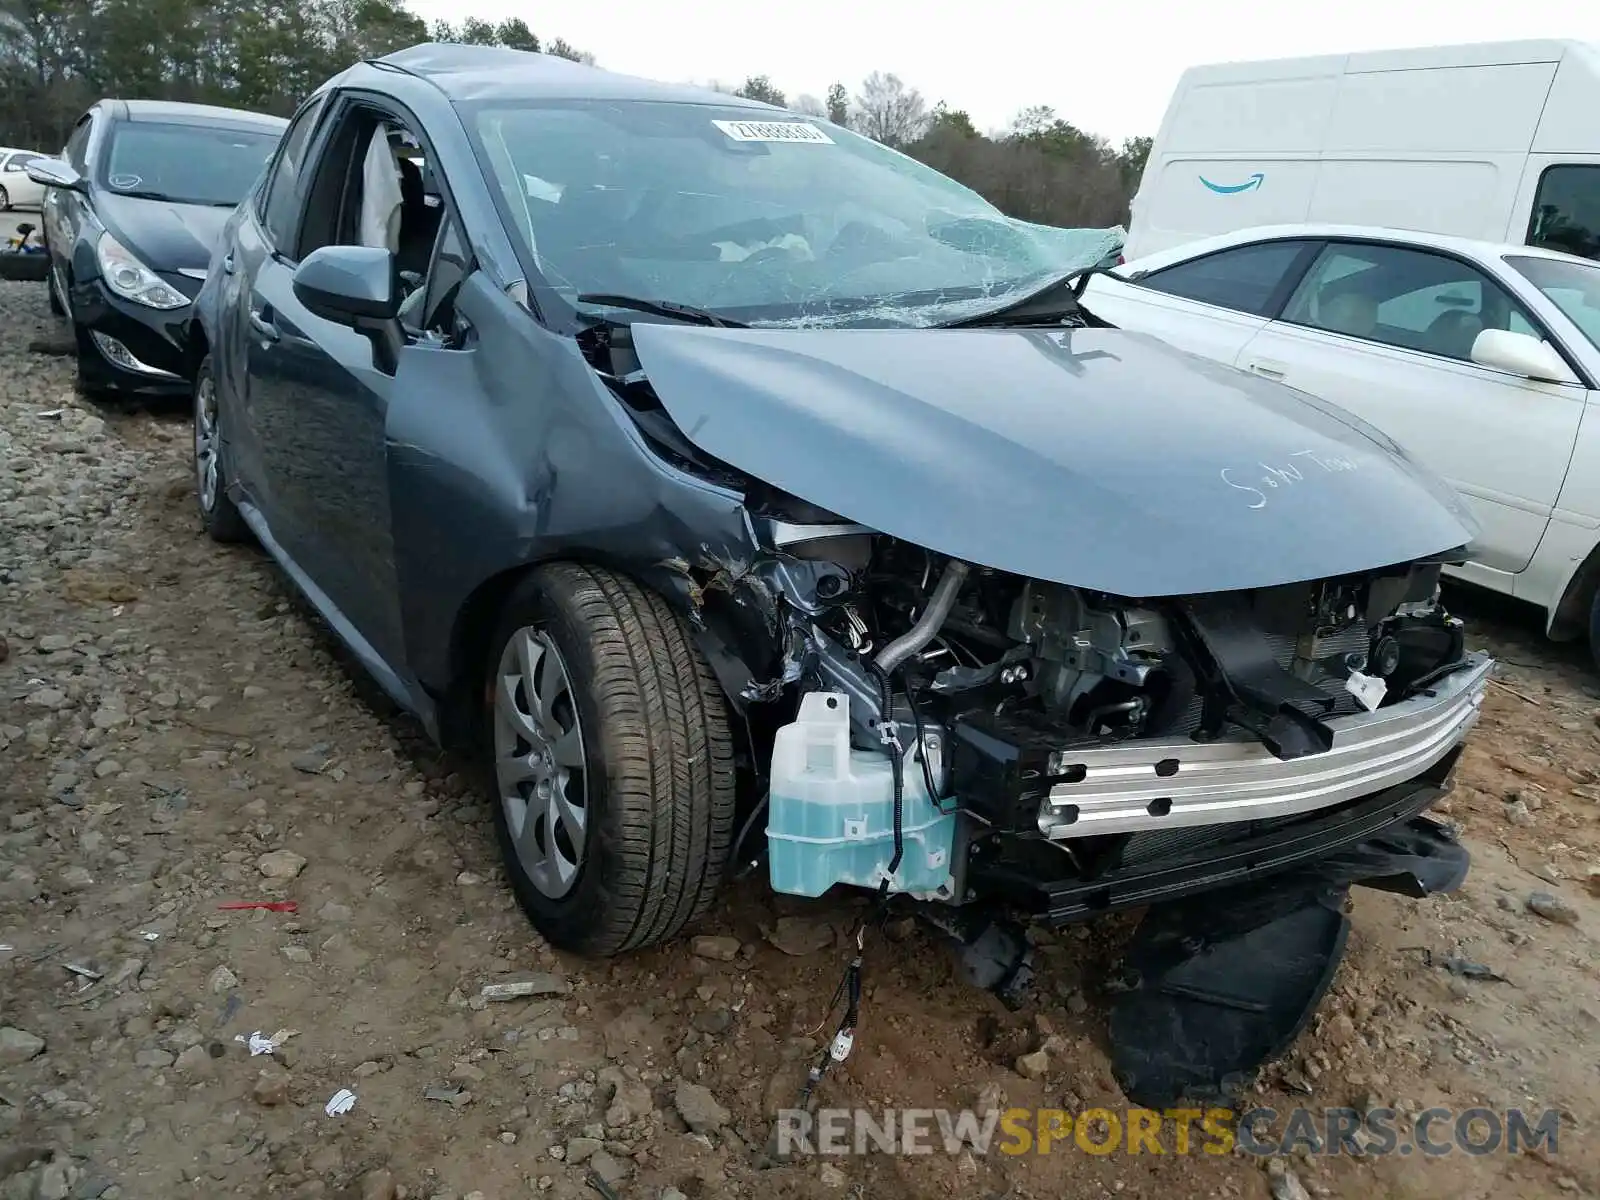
1199, 173, 1264, 194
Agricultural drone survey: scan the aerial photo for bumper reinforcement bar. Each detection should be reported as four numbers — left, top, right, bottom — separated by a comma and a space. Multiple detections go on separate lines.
1039, 652, 1491, 839
975, 747, 1464, 925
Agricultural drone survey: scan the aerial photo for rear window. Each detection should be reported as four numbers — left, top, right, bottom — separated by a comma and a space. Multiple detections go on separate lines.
101, 120, 282, 208
1133, 240, 1313, 316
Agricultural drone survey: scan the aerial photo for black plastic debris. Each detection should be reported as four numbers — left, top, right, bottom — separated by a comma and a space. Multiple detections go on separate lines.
1108, 881, 1350, 1109
916, 905, 1036, 1010
1108, 815, 1472, 1108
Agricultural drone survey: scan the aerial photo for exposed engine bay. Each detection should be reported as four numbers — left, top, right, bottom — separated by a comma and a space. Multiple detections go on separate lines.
794, 536, 1464, 748
708, 499, 1488, 915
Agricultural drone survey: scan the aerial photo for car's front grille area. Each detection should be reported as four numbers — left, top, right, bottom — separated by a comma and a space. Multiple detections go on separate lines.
1167, 624, 1374, 737
1263, 623, 1373, 717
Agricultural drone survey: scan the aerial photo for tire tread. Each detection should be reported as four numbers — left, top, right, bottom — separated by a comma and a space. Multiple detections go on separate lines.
505, 562, 734, 955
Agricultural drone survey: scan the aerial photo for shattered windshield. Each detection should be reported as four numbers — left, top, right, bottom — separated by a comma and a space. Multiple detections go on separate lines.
466, 99, 1124, 328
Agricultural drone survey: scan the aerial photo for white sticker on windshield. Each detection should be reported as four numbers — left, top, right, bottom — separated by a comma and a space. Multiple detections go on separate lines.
712, 119, 834, 145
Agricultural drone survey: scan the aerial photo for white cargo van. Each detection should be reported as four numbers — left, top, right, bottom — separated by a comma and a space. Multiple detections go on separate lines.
1125, 40, 1600, 262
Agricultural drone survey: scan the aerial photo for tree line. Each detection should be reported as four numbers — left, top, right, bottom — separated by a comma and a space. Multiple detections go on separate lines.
0, 0, 1149, 227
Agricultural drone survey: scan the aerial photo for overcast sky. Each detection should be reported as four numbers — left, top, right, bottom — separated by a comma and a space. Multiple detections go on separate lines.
404, 0, 1598, 143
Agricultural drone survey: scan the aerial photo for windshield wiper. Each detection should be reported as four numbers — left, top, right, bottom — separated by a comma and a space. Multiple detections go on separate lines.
576, 293, 746, 329
107, 188, 176, 203
942, 262, 1111, 329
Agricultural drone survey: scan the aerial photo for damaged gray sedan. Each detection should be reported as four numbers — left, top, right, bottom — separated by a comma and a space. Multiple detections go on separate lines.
191, 44, 1493, 1106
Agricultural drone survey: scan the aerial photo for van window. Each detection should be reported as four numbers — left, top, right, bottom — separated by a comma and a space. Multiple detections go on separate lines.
1131, 240, 1314, 316
1283, 242, 1537, 363
1528, 166, 1600, 262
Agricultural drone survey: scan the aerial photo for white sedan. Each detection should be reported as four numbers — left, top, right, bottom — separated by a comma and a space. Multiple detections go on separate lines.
0, 148, 49, 211
1082, 224, 1600, 661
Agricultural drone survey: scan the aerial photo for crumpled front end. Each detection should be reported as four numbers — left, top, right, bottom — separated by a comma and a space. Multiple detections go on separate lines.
731, 521, 1488, 912
577, 310, 1494, 1108
728, 525, 1489, 1109
575, 317, 1490, 914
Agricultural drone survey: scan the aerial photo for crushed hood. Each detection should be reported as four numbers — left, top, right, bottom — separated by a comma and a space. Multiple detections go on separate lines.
629, 323, 1479, 597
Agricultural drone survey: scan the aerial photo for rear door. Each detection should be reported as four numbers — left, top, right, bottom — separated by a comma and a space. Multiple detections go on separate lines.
1235, 239, 1586, 577
221, 93, 327, 525
1082, 238, 1320, 365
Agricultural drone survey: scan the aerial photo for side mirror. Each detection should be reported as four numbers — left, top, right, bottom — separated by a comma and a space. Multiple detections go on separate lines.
292, 245, 400, 324
1470, 328, 1579, 385
25, 157, 84, 192
292, 245, 403, 373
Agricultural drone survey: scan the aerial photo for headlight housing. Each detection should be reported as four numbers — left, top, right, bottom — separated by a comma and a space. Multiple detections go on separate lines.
95, 232, 187, 310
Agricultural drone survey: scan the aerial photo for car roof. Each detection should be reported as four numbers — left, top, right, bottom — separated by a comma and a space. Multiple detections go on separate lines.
1126, 223, 1597, 272
363, 41, 785, 111
96, 98, 289, 131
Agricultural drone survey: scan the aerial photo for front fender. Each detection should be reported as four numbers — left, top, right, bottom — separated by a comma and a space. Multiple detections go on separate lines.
385, 275, 756, 702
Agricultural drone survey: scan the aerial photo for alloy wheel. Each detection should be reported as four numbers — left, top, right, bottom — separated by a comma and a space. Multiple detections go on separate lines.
493, 627, 588, 899
194, 371, 220, 513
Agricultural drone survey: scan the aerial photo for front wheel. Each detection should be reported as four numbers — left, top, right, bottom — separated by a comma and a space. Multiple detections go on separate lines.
486, 563, 736, 957
0, 185, 9, 211
193, 355, 250, 543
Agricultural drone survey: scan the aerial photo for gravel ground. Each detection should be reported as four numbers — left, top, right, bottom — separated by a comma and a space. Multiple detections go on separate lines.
2, 275, 1599, 1200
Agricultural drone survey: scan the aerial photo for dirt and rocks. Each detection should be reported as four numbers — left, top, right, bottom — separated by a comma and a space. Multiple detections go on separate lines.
1, 275, 1598, 1200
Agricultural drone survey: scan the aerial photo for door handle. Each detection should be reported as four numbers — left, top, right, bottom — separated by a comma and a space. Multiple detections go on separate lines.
1247, 359, 1287, 380
248, 308, 279, 343
221, 253, 235, 275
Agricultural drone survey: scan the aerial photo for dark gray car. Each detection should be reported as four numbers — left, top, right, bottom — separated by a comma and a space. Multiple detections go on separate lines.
193, 43, 1494, 1107
30, 99, 285, 395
